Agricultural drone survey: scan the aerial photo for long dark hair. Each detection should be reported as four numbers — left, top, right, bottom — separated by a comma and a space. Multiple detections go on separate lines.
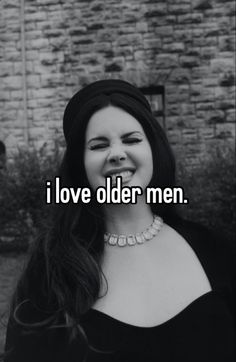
4, 91, 176, 361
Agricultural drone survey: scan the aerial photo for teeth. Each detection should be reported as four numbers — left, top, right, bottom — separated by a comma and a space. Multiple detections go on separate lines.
112, 171, 132, 178
111, 170, 133, 184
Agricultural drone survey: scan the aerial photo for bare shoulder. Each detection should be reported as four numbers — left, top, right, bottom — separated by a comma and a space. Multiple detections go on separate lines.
168, 217, 235, 277
92, 221, 213, 327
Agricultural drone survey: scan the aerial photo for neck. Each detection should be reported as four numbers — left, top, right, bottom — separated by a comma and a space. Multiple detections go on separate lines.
103, 196, 154, 235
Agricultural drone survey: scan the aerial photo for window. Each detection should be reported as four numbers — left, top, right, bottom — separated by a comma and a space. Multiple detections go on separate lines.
139, 86, 166, 131
0, 140, 6, 171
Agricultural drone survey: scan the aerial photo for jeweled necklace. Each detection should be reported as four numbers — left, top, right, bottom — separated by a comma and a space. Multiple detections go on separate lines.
104, 215, 163, 247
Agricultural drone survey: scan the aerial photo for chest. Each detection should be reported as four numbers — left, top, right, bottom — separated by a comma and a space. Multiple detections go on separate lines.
93, 225, 212, 326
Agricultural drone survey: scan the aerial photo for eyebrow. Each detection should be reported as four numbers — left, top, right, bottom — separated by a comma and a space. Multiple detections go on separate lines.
87, 131, 143, 144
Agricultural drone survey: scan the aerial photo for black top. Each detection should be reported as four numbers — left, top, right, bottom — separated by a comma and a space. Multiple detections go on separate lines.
4, 219, 236, 362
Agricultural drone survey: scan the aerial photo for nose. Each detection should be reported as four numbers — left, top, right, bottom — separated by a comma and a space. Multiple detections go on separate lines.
107, 145, 127, 164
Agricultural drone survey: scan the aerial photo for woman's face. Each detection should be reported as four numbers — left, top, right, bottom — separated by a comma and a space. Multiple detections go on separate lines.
84, 105, 153, 191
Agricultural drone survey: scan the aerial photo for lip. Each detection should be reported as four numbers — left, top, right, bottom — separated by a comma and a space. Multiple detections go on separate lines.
104, 167, 136, 177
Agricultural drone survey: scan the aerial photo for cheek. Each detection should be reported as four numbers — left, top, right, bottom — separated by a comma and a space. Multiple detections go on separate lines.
84, 152, 105, 188
139, 144, 153, 182
130, 145, 153, 186
84, 153, 93, 179
144, 147, 153, 177
136, 145, 153, 170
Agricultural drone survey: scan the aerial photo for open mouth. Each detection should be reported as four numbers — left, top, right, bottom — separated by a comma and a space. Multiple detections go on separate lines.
109, 170, 135, 185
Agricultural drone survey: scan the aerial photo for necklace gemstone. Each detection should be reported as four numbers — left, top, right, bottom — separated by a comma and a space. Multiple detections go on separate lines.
135, 233, 145, 244
127, 235, 136, 245
117, 235, 127, 247
104, 215, 163, 247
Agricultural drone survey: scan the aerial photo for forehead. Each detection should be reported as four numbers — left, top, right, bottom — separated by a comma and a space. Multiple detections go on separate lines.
85, 106, 145, 139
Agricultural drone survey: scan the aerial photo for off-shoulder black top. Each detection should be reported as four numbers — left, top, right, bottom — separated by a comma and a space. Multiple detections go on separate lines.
4, 219, 236, 361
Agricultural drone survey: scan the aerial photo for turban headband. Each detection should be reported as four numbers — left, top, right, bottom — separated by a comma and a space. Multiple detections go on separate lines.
63, 79, 152, 143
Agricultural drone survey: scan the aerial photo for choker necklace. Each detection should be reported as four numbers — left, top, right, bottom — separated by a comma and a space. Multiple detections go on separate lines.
104, 215, 163, 247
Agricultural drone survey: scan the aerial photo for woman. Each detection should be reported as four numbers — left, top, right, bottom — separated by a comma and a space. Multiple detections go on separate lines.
3, 79, 235, 361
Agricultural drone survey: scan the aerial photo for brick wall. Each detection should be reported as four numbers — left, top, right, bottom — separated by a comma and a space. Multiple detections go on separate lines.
0, 0, 235, 165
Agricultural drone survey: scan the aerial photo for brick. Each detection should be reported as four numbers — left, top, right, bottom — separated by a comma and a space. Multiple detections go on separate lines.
25, 50, 38, 60
215, 100, 235, 110
215, 123, 235, 139
96, 31, 117, 42
0, 65, 13, 77
191, 66, 212, 79
204, 27, 220, 37
3, 0, 20, 8
32, 108, 50, 122
144, 3, 168, 17
180, 104, 195, 115
40, 74, 63, 87
27, 30, 43, 40
136, 22, 148, 33
167, 103, 181, 116
117, 27, 135, 35
143, 38, 162, 50
104, 58, 125, 72
9, 90, 22, 101
13, 62, 23, 75
210, 57, 234, 72
116, 34, 143, 47
201, 46, 217, 60
191, 92, 215, 103
155, 54, 178, 68
225, 110, 236, 123
31, 89, 54, 98
166, 116, 181, 128
198, 127, 215, 139
2, 9, 20, 20
2, 33, 20, 42
172, 30, 192, 42
44, 29, 65, 38
167, 130, 182, 144
69, 27, 87, 36
219, 71, 235, 87
196, 102, 215, 111
155, 26, 173, 35
25, 12, 47, 22
193, 36, 218, 46
167, 93, 190, 103
134, 50, 145, 61
180, 56, 200, 68
162, 42, 185, 53
169, 68, 191, 83
168, 4, 191, 15
3, 76, 22, 89
0, 91, 11, 101
27, 75, 41, 87
202, 110, 226, 124
4, 52, 20, 62
219, 36, 235, 52
26, 38, 49, 50
193, 0, 212, 10
178, 13, 203, 24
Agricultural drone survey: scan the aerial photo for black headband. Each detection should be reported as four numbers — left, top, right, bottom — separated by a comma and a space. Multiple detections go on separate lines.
63, 79, 151, 142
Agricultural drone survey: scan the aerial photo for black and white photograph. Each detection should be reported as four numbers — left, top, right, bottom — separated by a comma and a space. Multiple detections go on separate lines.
0, 0, 235, 361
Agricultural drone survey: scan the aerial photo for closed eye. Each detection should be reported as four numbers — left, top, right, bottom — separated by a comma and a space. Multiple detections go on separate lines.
89, 143, 108, 150
123, 138, 142, 144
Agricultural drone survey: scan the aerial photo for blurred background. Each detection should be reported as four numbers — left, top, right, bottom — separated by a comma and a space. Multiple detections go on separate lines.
0, 0, 235, 352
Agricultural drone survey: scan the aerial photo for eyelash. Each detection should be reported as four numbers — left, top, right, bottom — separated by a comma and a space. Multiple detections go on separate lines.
124, 138, 142, 144
90, 144, 108, 150
89, 138, 142, 150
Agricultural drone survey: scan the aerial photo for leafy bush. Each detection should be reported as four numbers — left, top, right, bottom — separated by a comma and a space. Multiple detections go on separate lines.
0, 143, 63, 251
176, 145, 236, 242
